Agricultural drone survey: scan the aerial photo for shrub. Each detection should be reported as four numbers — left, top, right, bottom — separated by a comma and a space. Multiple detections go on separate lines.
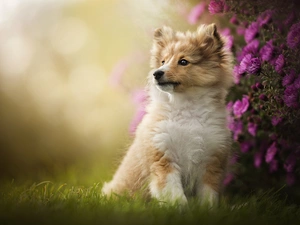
204, 0, 300, 195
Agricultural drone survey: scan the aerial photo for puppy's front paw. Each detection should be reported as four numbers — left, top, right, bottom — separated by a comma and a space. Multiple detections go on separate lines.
151, 184, 188, 207
101, 181, 113, 196
174, 194, 188, 207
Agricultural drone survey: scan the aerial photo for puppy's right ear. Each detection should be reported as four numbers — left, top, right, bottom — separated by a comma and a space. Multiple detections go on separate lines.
150, 26, 173, 69
153, 26, 174, 47
206, 23, 222, 43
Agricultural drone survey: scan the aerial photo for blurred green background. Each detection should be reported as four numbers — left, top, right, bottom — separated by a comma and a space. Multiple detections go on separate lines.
0, 0, 210, 184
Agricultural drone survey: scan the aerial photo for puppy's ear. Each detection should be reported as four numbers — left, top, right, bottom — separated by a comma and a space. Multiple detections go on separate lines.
153, 26, 174, 47
197, 23, 224, 50
150, 26, 173, 68
206, 23, 221, 41
207, 23, 224, 49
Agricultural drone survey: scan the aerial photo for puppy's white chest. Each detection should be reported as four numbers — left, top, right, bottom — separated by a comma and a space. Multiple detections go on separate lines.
152, 110, 209, 167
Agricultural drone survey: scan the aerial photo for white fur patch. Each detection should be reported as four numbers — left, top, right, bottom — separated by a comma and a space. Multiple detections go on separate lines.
150, 171, 188, 205
148, 86, 230, 197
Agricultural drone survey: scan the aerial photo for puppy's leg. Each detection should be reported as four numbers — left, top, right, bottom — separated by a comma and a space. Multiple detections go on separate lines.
197, 152, 228, 207
101, 144, 146, 197
149, 152, 187, 206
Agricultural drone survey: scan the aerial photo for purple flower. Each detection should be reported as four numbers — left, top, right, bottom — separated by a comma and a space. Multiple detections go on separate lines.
208, 0, 225, 14
257, 10, 273, 27
236, 51, 244, 63
243, 39, 260, 56
240, 141, 251, 153
248, 57, 261, 74
251, 84, 258, 92
234, 121, 243, 140
226, 101, 233, 111
227, 114, 234, 129
233, 96, 249, 118
284, 153, 297, 172
188, 2, 206, 24
230, 14, 239, 25
223, 3, 230, 12
287, 22, 300, 49
244, 22, 259, 43
282, 70, 296, 86
233, 65, 241, 84
237, 26, 245, 36
269, 159, 278, 173
254, 151, 263, 168
275, 54, 285, 74
239, 54, 261, 75
290, 22, 300, 31
271, 116, 282, 126
239, 54, 252, 74
283, 84, 299, 108
260, 40, 275, 62
265, 142, 277, 163
287, 30, 300, 49
294, 75, 300, 89
255, 82, 264, 89
247, 122, 257, 136
220, 28, 230, 36
260, 40, 281, 65
284, 11, 296, 27
259, 94, 268, 101
220, 29, 234, 50
232, 121, 243, 141
228, 119, 243, 141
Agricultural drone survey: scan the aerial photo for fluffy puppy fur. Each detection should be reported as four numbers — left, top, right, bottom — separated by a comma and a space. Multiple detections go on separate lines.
102, 24, 233, 206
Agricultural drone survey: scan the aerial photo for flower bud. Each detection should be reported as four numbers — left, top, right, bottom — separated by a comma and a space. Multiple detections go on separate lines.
255, 82, 264, 89
259, 94, 268, 101
251, 84, 258, 91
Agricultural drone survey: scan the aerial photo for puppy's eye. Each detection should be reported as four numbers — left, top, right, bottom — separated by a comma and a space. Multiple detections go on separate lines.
161, 60, 165, 65
178, 59, 189, 66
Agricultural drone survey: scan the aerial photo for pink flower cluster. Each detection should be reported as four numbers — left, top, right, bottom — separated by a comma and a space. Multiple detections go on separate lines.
215, 0, 300, 187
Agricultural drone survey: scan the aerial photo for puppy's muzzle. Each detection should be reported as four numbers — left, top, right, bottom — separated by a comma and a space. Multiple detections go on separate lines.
153, 70, 164, 81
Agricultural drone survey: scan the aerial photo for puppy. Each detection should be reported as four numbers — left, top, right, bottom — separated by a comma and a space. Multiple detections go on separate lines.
102, 24, 233, 207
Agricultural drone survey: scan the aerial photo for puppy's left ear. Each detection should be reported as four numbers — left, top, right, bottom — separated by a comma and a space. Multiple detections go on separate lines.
206, 23, 221, 42
205, 23, 224, 50
153, 26, 174, 47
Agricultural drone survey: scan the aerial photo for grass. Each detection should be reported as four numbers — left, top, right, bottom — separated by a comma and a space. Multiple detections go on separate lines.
1, 181, 300, 225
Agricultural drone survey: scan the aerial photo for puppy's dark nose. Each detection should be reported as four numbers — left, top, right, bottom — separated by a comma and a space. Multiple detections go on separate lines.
153, 70, 164, 80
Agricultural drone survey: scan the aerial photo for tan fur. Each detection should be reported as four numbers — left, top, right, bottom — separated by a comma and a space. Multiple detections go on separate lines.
150, 151, 174, 189
202, 151, 229, 193
151, 24, 233, 92
102, 104, 169, 197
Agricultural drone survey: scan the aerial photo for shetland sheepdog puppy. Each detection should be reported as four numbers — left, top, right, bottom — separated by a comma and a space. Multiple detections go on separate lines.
102, 24, 234, 207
